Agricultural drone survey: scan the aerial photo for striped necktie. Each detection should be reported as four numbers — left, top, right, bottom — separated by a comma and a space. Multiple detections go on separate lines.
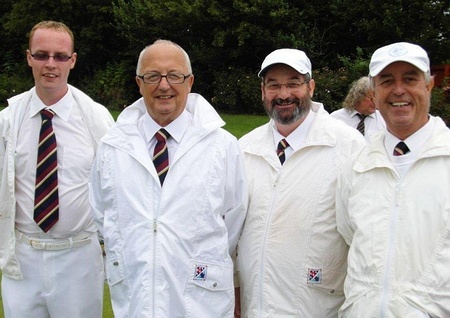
393, 141, 410, 156
153, 129, 170, 185
277, 139, 290, 165
356, 113, 367, 135
34, 109, 59, 232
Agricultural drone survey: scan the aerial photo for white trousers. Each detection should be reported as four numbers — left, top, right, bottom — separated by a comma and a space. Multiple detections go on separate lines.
1, 232, 104, 318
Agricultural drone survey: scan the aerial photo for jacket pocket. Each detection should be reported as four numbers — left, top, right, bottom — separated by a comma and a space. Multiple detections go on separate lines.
185, 260, 234, 316
0, 201, 13, 218
305, 265, 346, 296
105, 256, 124, 286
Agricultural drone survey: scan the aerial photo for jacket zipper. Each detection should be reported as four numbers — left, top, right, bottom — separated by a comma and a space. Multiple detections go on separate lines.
380, 181, 401, 317
153, 217, 157, 317
258, 174, 280, 317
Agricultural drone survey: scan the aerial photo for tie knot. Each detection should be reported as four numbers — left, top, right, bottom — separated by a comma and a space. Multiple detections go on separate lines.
277, 139, 289, 151
41, 109, 55, 120
356, 113, 367, 120
393, 141, 410, 156
155, 129, 170, 142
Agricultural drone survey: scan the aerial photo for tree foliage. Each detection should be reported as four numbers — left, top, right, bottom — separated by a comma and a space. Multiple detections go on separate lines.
0, 0, 449, 121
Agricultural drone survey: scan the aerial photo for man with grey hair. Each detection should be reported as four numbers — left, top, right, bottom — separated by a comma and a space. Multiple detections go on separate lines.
235, 48, 365, 317
336, 42, 450, 316
331, 76, 386, 140
89, 39, 247, 317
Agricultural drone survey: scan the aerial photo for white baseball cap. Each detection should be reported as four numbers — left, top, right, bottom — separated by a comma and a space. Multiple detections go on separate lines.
258, 48, 312, 77
369, 42, 430, 76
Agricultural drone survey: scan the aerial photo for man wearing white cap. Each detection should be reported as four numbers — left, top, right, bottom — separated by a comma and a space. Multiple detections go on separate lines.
336, 42, 450, 317
235, 48, 365, 317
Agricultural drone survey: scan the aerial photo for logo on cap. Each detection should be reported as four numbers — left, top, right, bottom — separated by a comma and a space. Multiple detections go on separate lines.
388, 43, 408, 57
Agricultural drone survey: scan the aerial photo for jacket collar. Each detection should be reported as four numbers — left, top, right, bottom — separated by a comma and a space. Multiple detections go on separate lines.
101, 93, 225, 165
353, 116, 450, 173
240, 101, 339, 160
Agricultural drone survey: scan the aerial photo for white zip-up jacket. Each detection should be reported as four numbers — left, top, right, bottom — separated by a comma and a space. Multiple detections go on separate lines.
336, 116, 450, 317
237, 102, 366, 317
0, 85, 114, 279
89, 93, 247, 318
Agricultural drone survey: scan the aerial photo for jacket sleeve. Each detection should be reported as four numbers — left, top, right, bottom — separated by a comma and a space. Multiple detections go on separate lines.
89, 143, 108, 238
335, 158, 355, 246
222, 137, 248, 256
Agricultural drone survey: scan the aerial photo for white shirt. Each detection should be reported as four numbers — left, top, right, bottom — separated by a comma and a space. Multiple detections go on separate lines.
330, 108, 386, 141
139, 109, 191, 162
272, 110, 316, 161
15, 87, 97, 238
384, 116, 435, 178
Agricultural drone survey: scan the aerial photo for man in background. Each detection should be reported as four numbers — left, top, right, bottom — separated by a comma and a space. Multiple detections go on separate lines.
331, 76, 385, 141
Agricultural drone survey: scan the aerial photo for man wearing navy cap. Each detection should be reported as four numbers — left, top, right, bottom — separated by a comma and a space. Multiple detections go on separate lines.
336, 42, 450, 316
235, 48, 365, 317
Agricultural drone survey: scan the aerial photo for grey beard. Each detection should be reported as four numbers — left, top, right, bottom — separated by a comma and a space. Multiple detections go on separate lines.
264, 96, 311, 125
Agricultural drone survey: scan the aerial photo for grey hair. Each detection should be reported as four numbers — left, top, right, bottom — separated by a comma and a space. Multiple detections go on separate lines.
343, 77, 372, 110
368, 70, 431, 89
136, 39, 192, 75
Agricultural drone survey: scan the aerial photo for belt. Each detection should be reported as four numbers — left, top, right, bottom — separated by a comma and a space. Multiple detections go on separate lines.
15, 229, 92, 251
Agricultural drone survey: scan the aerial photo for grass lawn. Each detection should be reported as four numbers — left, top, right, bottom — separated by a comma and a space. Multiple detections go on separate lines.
0, 108, 267, 317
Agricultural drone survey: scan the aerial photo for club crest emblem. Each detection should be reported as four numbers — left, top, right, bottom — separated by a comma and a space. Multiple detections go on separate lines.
307, 268, 322, 284
193, 265, 207, 281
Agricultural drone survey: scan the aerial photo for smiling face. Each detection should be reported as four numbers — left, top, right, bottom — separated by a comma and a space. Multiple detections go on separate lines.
27, 28, 76, 105
372, 61, 434, 139
136, 42, 194, 126
261, 64, 315, 135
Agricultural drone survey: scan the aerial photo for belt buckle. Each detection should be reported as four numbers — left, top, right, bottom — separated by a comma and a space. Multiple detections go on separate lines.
29, 239, 42, 249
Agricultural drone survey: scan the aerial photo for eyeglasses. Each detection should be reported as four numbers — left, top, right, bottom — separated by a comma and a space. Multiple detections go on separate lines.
265, 80, 310, 93
30, 52, 73, 62
137, 72, 191, 84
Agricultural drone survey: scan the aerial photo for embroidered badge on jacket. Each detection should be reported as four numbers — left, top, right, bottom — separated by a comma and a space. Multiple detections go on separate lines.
194, 265, 208, 281
307, 268, 322, 284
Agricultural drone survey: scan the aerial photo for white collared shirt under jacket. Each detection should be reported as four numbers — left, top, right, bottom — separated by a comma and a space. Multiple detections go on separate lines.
0, 85, 114, 279
330, 108, 386, 142
89, 93, 247, 318
237, 101, 366, 318
336, 116, 450, 317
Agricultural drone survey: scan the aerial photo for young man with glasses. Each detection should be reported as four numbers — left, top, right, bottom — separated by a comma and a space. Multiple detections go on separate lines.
89, 39, 247, 317
235, 48, 365, 317
0, 20, 114, 317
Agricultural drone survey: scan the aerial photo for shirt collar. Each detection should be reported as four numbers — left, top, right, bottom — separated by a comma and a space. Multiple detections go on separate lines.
29, 87, 73, 121
350, 109, 374, 119
142, 109, 191, 144
384, 116, 434, 156
272, 109, 316, 151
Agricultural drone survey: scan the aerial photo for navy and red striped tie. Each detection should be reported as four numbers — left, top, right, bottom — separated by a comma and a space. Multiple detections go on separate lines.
34, 109, 59, 232
153, 129, 170, 185
393, 141, 410, 156
277, 139, 289, 165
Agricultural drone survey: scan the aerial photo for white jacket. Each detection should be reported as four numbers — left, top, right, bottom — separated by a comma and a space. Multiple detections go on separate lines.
336, 116, 450, 317
237, 102, 366, 317
89, 93, 247, 318
0, 85, 114, 279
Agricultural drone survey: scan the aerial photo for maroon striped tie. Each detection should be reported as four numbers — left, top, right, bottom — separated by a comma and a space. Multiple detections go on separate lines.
153, 129, 170, 185
34, 109, 59, 232
393, 141, 410, 156
277, 139, 290, 165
